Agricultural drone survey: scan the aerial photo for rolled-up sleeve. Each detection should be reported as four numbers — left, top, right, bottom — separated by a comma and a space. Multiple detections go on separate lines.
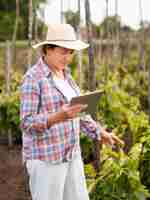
80, 115, 102, 140
20, 75, 48, 134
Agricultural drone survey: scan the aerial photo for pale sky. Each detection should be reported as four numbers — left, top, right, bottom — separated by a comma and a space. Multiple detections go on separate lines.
42, 0, 150, 29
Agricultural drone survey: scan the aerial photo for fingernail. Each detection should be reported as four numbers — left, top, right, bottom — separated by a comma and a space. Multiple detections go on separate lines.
83, 104, 88, 108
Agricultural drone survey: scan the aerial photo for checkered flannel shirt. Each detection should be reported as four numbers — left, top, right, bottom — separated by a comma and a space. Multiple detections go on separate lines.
20, 58, 101, 163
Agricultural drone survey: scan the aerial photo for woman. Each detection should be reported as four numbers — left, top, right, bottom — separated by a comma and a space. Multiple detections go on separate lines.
20, 24, 123, 200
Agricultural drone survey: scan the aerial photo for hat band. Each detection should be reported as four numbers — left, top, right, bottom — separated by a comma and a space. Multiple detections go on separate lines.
46, 39, 77, 42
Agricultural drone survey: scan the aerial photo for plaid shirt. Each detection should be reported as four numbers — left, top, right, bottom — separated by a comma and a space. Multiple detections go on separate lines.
20, 58, 101, 163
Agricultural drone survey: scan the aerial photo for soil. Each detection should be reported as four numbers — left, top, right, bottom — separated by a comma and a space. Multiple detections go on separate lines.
0, 145, 31, 200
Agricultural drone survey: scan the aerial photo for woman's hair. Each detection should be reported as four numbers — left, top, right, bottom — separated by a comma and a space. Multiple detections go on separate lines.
42, 44, 58, 55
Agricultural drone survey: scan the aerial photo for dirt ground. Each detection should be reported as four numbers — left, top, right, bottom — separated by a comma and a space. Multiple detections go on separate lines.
0, 145, 31, 200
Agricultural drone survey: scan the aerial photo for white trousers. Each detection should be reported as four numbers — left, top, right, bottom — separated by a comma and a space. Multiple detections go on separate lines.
26, 154, 89, 200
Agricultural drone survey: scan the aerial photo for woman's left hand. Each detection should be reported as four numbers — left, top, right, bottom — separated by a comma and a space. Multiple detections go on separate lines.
101, 129, 124, 147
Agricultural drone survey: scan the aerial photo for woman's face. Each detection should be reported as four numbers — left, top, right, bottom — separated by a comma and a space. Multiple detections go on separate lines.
45, 46, 74, 71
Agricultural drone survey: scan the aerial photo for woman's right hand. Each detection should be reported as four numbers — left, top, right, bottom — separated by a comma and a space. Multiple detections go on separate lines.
47, 104, 87, 128
62, 104, 87, 120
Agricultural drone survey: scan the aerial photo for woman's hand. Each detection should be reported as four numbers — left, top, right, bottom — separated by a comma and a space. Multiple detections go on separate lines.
47, 104, 87, 128
62, 104, 87, 119
101, 128, 124, 147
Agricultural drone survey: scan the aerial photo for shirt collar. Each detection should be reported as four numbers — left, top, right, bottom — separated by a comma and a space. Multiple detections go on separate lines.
37, 57, 71, 78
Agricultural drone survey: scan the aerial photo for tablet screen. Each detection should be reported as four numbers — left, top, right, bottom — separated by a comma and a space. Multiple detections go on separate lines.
70, 90, 103, 117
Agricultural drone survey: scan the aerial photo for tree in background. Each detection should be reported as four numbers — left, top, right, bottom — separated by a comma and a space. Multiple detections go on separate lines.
0, 0, 16, 40
64, 10, 80, 31
0, 0, 46, 41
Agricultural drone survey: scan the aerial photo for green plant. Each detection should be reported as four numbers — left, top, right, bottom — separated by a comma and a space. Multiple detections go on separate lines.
0, 91, 21, 141
89, 147, 150, 200
80, 134, 94, 163
0, 72, 22, 143
139, 131, 150, 194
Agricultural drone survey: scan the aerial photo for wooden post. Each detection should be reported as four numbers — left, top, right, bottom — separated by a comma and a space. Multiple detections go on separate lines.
113, 0, 119, 64
34, 1, 38, 43
85, 0, 96, 91
12, 0, 20, 64
5, 41, 13, 148
28, 0, 33, 68
138, 0, 145, 71
77, 0, 83, 88
104, 0, 110, 83
85, 0, 100, 172
147, 49, 150, 121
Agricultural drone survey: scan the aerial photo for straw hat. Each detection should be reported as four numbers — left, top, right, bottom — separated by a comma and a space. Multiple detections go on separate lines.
32, 24, 89, 50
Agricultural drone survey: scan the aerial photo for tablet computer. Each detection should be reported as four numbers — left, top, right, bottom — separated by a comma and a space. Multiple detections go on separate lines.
70, 90, 104, 117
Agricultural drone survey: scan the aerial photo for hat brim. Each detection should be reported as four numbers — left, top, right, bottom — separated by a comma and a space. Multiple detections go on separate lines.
32, 40, 89, 50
